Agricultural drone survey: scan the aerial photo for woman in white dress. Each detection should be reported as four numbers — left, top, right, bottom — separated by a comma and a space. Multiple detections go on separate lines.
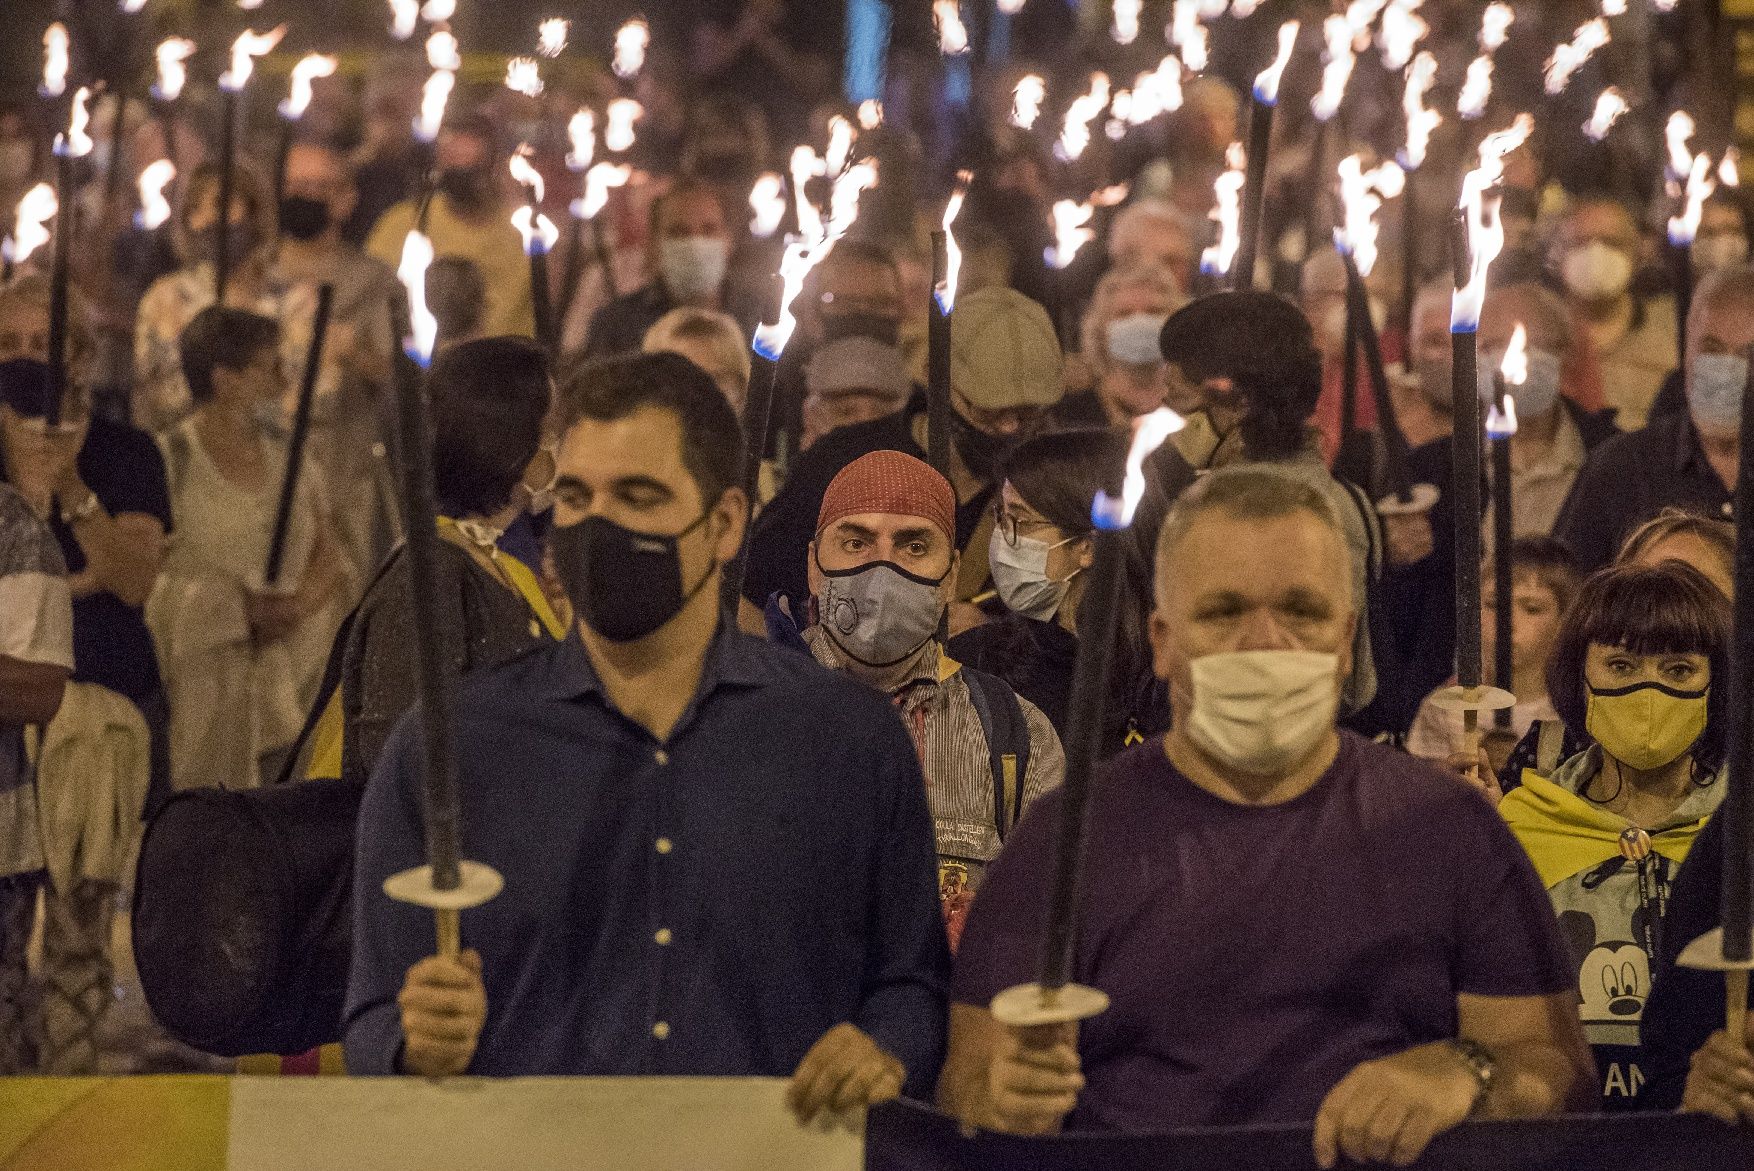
147, 307, 347, 790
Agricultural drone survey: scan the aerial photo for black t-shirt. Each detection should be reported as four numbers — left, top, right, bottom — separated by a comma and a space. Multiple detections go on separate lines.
54, 419, 172, 705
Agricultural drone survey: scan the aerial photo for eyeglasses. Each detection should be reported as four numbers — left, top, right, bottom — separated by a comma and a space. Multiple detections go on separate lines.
992, 501, 1067, 548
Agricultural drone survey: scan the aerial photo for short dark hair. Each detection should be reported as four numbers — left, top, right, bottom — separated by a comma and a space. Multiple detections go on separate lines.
179, 306, 279, 404
1547, 562, 1732, 772
648, 177, 725, 237
1496, 536, 1583, 616
556, 351, 745, 507
1158, 291, 1322, 460
427, 336, 551, 518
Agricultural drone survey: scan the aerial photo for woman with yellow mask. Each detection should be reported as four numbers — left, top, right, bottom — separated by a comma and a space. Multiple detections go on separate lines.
1499, 562, 1730, 1114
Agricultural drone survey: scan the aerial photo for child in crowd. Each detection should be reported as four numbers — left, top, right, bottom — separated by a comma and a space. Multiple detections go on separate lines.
1406, 537, 1581, 768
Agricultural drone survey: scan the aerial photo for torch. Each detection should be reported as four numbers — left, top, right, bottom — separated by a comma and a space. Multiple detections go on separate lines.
989, 0, 1025, 66
1434, 116, 1530, 775
1047, 196, 1098, 347
1583, 87, 1629, 145
388, 0, 420, 41
1334, 153, 1421, 504
536, 18, 569, 59
1011, 75, 1045, 131
1234, 21, 1298, 292
1398, 50, 1441, 349
149, 38, 195, 174
275, 54, 339, 221
1488, 324, 1526, 730
928, 172, 970, 478
612, 18, 650, 83
41, 22, 70, 105
47, 88, 93, 429
3, 184, 57, 286
263, 283, 335, 588
381, 228, 503, 958
215, 27, 287, 303
934, 1, 973, 111
1667, 151, 1715, 367
559, 110, 599, 318
1678, 342, 1754, 1048
990, 408, 1183, 1031
104, 2, 151, 217
1054, 73, 1111, 167
510, 147, 559, 355
1304, 15, 1356, 269
1197, 143, 1244, 294
1544, 18, 1610, 97
412, 30, 461, 234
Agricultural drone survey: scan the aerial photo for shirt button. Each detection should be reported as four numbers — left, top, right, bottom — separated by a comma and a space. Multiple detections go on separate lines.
654, 750, 669, 766
654, 927, 672, 945
652, 1021, 671, 1040
655, 837, 673, 855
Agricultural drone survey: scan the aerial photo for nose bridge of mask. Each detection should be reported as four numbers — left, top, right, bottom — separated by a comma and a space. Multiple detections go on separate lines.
1585, 679, 1709, 770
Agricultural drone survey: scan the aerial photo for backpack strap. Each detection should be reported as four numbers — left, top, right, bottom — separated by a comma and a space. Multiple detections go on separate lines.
961, 667, 1031, 842
1334, 476, 1384, 581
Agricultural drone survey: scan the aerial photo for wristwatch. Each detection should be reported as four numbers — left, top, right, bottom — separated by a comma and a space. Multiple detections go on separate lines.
1446, 1037, 1497, 1114
59, 489, 100, 526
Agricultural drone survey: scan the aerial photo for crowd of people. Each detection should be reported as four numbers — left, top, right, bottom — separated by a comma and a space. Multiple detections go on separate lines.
3, 0, 1754, 1164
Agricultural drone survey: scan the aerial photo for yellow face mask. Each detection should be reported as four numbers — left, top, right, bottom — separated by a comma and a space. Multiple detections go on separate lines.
1585, 682, 1709, 772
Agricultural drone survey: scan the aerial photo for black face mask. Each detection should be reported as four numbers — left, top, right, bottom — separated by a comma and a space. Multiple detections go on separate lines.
951, 410, 1014, 483
821, 312, 902, 347
549, 512, 716, 643
278, 195, 332, 241
435, 166, 494, 211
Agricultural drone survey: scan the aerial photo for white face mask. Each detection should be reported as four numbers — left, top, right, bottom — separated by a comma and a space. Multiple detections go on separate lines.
988, 526, 1079, 622
1560, 241, 1633, 302
1187, 650, 1339, 776
659, 235, 730, 302
1476, 345, 1563, 419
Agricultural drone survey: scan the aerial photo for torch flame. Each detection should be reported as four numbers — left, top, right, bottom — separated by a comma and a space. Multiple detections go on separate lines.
1479, 2, 1514, 52
1501, 323, 1528, 386
426, 29, 461, 72
537, 18, 570, 58
748, 173, 786, 239
1199, 141, 1246, 277
1543, 17, 1609, 96
1093, 407, 1185, 530
1048, 199, 1097, 271
1378, 0, 1426, 71
572, 162, 630, 221
1721, 149, 1740, 189
1345, 0, 1388, 49
997, 0, 1026, 11
41, 23, 70, 99
1181, 24, 1210, 73
3, 184, 57, 267
397, 229, 438, 365
1012, 75, 1046, 129
388, 0, 419, 41
1311, 15, 1356, 123
790, 146, 826, 242
413, 69, 455, 143
1169, 0, 1199, 54
511, 207, 559, 256
1232, 0, 1263, 13
1400, 51, 1440, 170
1335, 154, 1406, 278
505, 57, 544, 97
826, 115, 855, 177
935, 1, 971, 54
1253, 21, 1299, 106
859, 101, 884, 130
220, 26, 287, 92
1601, 0, 1627, 15
1653, 0, 1678, 9
136, 160, 176, 231
752, 241, 815, 361
1127, 57, 1184, 125
1583, 88, 1629, 142
422, 0, 457, 21
566, 109, 595, 172
281, 54, 339, 121
1665, 110, 1695, 181
152, 38, 197, 102
1056, 73, 1111, 163
1112, 0, 1141, 45
605, 99, 641, 154
54, 88, 95, 160
1457, 55, 1493, 119
509, 146, 544, 203
1452, 114, 1533, 331
613, 19, 649, 80
937, 170, 972, 314
1667, 153, 1715, 246
1486, 394, 1518, 439
826, 159, 878, 242
120, 0, 149, 12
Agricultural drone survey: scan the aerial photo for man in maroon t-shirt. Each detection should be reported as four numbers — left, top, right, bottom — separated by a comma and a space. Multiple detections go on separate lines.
940, 466, 1594, 1169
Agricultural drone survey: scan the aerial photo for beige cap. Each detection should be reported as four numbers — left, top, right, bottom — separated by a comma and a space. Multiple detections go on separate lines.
949, 287, 1063, 410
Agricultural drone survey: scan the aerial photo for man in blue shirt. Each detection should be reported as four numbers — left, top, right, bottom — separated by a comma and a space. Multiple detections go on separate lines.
345, 352, 950, 1119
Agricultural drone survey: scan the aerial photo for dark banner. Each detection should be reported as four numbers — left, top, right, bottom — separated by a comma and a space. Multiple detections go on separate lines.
867, 1099, 1754, 1171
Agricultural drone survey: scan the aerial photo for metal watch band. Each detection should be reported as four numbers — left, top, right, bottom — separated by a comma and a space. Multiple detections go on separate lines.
1447, 1036, 1497, 1112
60, 489, 100, 526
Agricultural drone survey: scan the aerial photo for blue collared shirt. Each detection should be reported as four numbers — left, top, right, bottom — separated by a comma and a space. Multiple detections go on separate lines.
344, 626, 951, 1090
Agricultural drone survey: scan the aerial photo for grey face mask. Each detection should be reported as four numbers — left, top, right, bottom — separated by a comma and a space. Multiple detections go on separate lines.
815, 557, 947, 668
